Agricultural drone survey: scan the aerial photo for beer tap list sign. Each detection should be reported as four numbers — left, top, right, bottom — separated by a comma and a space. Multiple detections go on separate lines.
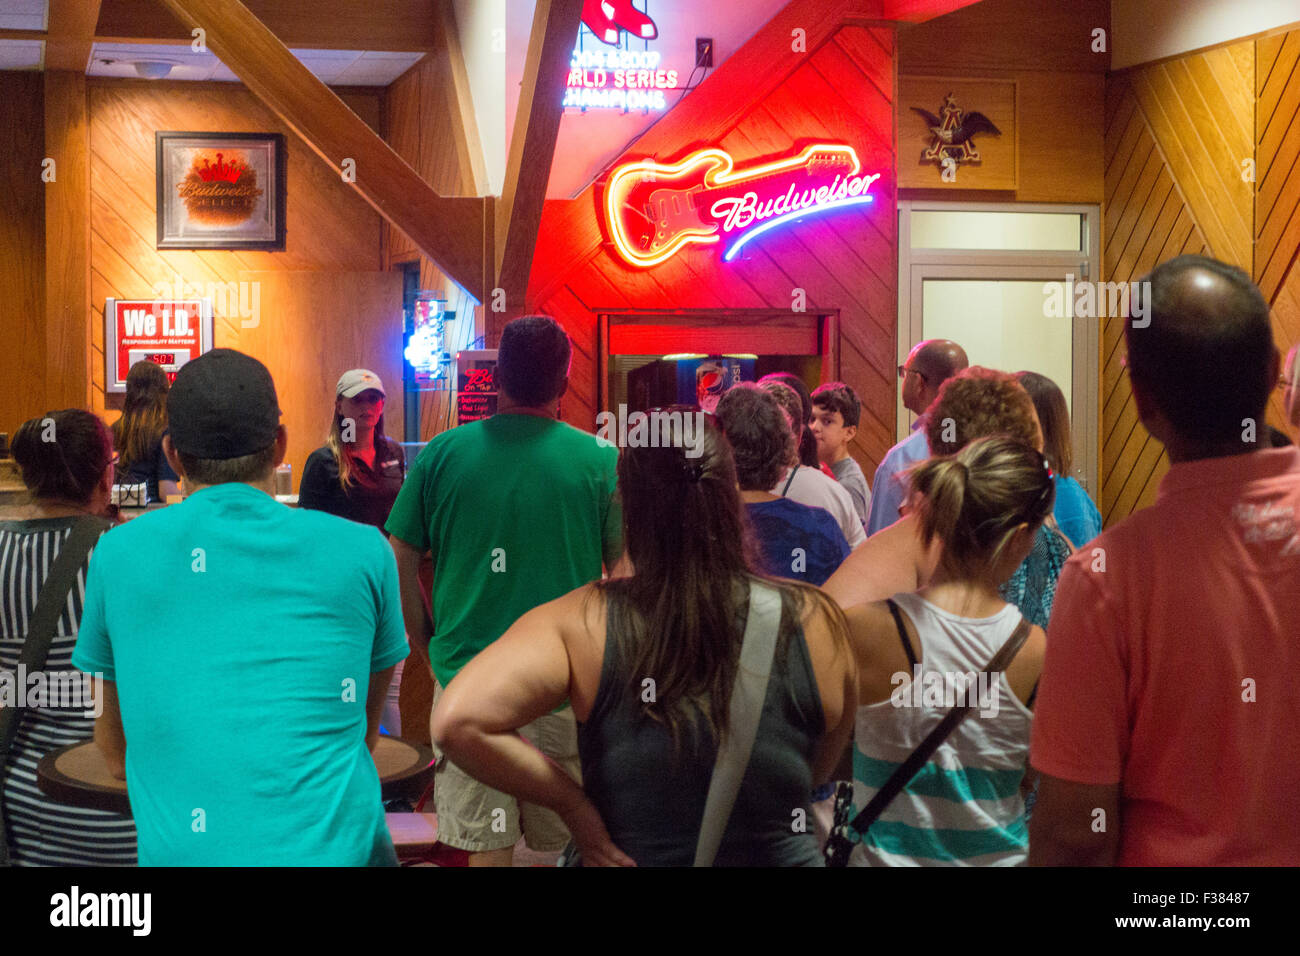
602, 143, 881, 268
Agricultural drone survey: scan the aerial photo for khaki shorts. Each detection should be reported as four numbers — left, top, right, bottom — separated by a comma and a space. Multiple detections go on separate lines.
429, 682, 582, 854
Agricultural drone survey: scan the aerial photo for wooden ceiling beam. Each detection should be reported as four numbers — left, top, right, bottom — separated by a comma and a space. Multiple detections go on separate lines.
96, 0, 441, 51
882, 0, 985, 22
156, 0, 488, 301
434, 0, 488, 196
46, 0, 102, 72
494, 0, 583, 325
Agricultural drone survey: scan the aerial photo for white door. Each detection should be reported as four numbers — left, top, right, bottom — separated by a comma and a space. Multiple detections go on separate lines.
898, 203, 1101, 495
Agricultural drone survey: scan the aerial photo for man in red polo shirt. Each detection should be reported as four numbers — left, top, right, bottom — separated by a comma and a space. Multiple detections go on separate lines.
1029, 254, 1300, 866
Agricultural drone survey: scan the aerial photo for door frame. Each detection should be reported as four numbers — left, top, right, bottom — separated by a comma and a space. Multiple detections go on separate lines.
897, 201, 1102, 497
597, 309, 840, 415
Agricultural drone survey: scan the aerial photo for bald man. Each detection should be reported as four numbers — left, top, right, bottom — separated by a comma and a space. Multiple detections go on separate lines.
864, 338, 968, 535
1030, 254, 1300, 866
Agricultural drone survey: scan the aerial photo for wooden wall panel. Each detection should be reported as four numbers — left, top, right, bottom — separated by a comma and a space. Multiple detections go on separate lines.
1128, 46, 1254, 271
86, 79, 385, 488
1257, 31, 1300, 437
0, 73, 47, 436
1101, 40, 1258, 525
233, 270, 404, 488
383, 51, 486, 441
896, 0, 1111, 74
527, 10, 899, 478
44, 72, 92, 414
896, 0, 1107, 202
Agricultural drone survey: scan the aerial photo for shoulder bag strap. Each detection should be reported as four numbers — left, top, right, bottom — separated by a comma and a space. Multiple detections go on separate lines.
779, 465, 800, 498
825, 613, 1032, 866
693, 579, 783, 867
0, 515, 110, 866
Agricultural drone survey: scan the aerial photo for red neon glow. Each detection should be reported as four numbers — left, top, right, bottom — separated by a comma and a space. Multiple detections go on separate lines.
603, 144, 881, 268
582, 0, 658, 46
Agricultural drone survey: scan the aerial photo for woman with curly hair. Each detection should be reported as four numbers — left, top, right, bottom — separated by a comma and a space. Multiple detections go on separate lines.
825, 367, 1073, 630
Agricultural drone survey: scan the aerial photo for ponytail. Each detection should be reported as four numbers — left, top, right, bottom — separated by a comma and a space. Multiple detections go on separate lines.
907, 436, 1056, 580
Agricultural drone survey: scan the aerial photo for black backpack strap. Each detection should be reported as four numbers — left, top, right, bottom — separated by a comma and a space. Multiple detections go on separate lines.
885, 598, 918, 670
825, 614, 1032, 866
0, 515, 110, 866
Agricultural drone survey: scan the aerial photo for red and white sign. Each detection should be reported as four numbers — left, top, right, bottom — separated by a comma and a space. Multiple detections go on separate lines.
565, 49, 681, 112
602, 143, 883, 268
104, 298, 214, 393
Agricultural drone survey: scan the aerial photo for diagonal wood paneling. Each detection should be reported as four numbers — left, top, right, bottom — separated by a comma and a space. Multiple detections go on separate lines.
87, 79, 388, 486
1128, 45, 1254, 272
527, 9, 899, 479
1101, 42, 1255, 526
1257, 30, 1300, 438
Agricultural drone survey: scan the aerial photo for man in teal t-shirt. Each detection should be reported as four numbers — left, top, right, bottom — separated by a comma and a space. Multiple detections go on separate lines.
387, 315, 620, 866
73, 350, 408, 866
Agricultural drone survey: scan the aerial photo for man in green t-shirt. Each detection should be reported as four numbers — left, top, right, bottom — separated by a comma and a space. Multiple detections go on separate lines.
387, 315, 621, 866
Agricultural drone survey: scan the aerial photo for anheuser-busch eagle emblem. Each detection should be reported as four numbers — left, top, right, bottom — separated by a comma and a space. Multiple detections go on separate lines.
912, 93, 1001, 168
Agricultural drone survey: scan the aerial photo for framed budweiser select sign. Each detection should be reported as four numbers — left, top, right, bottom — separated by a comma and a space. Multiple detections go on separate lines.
155, 132, 287, 250
104, 298, 214, 394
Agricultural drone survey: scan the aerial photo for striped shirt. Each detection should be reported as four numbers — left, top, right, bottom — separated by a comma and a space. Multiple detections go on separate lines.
0, 517, 136, 866
851, 591, 1032, 866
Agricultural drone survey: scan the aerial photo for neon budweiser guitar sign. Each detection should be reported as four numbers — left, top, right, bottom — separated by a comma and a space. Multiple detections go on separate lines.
603, 143, 881, 268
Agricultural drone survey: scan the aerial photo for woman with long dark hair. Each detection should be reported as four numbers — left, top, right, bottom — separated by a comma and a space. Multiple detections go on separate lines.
298, 369, 406, 530
1015, 371, 1102, 547
1, 410, 137, 865
111, 360, 179, 502
430, 410, 857, 865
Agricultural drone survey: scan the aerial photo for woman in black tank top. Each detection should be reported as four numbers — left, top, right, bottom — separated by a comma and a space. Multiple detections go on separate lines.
431, 409, 857, 866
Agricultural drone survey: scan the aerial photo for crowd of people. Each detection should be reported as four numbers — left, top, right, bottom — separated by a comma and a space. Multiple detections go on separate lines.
1, 253, 1297, 866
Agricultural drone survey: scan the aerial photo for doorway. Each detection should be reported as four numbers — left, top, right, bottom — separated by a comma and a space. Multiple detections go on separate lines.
598, 310, 839, 414
897, 202, 1102, 495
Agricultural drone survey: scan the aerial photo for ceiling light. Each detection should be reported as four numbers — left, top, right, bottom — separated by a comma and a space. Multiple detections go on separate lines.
133, 61, 174, 79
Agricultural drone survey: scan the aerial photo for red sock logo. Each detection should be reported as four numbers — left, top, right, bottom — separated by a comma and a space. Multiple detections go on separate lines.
582, 0, 658, 46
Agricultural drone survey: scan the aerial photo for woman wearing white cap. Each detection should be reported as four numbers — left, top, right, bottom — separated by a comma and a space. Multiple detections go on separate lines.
299, 369, 407, 530
300, 369, 408, 735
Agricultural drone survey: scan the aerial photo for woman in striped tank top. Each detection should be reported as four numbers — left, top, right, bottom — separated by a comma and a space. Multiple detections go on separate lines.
844, 437, 1054, 866
1, 410, 137, 865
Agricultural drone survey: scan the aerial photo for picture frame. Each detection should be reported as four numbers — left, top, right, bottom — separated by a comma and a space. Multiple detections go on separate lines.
155, 131, 287, 250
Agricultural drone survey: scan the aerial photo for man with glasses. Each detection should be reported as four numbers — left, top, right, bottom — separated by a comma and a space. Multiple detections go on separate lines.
864, 339, 968, 535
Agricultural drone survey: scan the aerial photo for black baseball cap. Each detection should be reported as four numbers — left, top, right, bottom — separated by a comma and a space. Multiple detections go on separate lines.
167, 349, 281, 459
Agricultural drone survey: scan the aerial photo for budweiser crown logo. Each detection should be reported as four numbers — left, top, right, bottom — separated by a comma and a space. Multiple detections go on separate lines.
179, 150, 263, 226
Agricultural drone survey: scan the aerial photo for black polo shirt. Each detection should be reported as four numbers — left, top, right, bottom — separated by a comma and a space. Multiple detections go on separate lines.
298, 438, 406, 531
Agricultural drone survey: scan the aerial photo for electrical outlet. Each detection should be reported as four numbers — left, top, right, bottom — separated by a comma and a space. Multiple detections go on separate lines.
696, 37, 714, 69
